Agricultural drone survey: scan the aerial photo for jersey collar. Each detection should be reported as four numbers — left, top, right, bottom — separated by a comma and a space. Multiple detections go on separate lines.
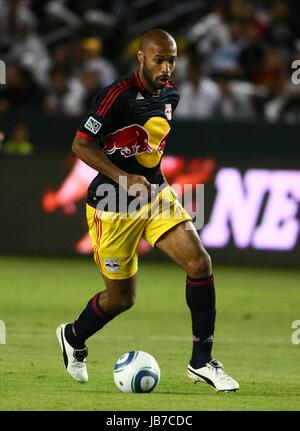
133, 69, 171, 97
133, 70, 147, 92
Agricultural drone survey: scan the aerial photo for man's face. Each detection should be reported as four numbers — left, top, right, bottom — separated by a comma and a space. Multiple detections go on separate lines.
138, 42, 177, 90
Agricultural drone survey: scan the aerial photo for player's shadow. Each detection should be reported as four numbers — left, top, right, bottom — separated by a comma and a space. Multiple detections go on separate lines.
72, 389, 214, 396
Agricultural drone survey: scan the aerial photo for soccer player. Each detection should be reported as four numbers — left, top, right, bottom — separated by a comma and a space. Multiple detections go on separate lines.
56, 29, 239, 392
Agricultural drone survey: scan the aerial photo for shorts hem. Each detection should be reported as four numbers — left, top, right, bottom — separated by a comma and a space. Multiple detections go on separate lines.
152, 217, 192, 247
98, 268, 138, 281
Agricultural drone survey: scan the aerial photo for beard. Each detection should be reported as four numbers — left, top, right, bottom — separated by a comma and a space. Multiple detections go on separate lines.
143, 62, 167, 90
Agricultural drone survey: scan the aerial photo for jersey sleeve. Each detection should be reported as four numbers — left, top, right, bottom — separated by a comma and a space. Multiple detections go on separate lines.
76, 85, 118, 142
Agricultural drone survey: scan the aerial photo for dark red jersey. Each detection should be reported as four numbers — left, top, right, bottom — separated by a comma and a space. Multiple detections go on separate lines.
76, 70, 180, 209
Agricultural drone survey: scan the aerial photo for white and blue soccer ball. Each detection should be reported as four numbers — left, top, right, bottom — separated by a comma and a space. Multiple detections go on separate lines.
113, 351, 160, 393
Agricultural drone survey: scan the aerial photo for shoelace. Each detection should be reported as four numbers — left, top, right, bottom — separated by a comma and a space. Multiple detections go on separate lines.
208, 362, 233, 382
72, 359, 87, 369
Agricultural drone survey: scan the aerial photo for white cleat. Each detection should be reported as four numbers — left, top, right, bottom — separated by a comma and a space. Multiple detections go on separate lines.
187, 359, 239, 392
56, 323, 88, 383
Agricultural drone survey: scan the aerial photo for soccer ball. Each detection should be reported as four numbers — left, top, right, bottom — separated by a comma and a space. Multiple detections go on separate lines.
113, 351, 160, 393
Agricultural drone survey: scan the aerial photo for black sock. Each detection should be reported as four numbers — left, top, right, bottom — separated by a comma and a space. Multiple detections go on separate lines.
186, 274, 216, 368
65, 292, 112, 349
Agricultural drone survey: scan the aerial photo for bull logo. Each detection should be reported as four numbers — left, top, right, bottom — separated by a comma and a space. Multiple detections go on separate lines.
104, 117, 170, 168
104, 124, 152, 157
104, 258, 120, 273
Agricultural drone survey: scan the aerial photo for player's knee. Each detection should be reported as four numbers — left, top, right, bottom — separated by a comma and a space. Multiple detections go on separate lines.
186, 252, 212, 278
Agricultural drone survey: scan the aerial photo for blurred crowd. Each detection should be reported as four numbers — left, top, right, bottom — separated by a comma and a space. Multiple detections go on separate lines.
1, 0, 300, 122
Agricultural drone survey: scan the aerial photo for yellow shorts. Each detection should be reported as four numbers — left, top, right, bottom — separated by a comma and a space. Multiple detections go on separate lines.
86, 186, 191, 280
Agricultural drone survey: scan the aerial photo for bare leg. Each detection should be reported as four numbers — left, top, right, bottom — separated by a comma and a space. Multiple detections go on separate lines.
99, 273, 137, 316
64, 274, 137, 349
155, 220, 212, 277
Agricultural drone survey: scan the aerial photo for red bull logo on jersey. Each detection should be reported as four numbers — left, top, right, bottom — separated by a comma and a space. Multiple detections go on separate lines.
104, 124, 152, 157
104, 117, 171, 168
136, 117, 170, 168
157, 138, 167, 153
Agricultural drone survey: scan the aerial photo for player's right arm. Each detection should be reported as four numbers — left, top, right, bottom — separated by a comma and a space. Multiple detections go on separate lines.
72, 136, 153, 194
72, 135, 127, 183
73, 85, 153, 194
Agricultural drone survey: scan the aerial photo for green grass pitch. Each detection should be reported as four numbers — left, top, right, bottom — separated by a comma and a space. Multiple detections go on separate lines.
0, 256, 300, 411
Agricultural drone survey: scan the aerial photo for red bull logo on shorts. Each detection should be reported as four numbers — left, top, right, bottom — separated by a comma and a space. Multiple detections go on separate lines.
104, 258, 120, 273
